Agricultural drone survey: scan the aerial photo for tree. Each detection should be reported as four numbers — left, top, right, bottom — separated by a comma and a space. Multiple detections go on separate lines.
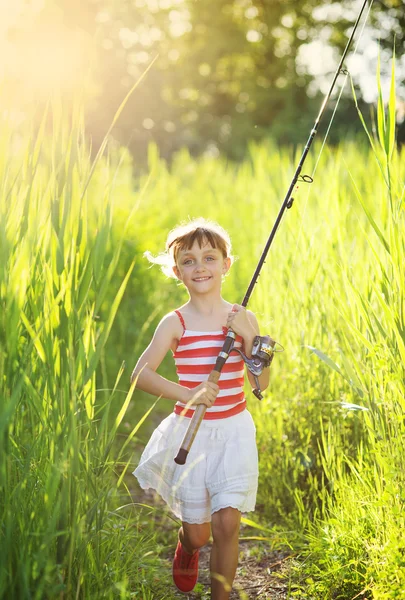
2, 0, 403, 163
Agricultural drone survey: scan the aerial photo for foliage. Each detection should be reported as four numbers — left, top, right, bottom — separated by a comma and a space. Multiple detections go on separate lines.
286, 51, 405, 599
0, 102, 164, 598
2, 0, 404, 163
1, 48, 404, 598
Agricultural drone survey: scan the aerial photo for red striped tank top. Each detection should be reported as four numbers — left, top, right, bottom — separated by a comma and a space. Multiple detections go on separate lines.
172, 310, 246, 420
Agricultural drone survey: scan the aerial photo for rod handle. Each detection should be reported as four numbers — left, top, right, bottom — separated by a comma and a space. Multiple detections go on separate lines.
174, 370, 221, 465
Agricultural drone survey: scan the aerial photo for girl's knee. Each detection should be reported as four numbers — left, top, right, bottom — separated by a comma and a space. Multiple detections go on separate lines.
181, 522, 211, 549
211, 507, 241, 542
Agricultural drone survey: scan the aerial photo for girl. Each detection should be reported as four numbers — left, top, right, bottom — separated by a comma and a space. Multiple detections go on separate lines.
132, 218, 270, 599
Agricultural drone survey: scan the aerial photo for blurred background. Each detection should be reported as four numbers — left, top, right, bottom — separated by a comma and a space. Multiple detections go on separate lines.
1, 0, 404, 165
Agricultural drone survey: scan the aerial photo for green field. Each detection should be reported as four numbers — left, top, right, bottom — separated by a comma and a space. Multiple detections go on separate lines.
1, 67, 404, 599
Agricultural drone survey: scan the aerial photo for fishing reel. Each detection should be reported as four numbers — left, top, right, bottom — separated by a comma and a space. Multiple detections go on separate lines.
232, 335, 283, 400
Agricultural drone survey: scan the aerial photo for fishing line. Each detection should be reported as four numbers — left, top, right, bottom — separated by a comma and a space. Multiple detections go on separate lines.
273, 0, 374, 343
174, 0, 374, 465
311, 0, 374, 175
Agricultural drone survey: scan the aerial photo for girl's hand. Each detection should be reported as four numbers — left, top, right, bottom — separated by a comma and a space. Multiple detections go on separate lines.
186, 381, 219, 408
226, 304, 256, 339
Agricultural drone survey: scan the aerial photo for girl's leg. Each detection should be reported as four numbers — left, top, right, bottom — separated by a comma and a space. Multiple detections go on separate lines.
179, 521, 211, 553
173, 521, 211, 593
210, 507, 241, 600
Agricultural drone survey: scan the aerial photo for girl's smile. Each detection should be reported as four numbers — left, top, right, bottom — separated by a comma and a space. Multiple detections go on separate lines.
173, 240, 230, 293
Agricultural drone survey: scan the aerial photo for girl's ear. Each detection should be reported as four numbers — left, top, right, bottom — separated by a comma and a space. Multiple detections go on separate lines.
173, 265, 182, 280
222, 257, 231, 275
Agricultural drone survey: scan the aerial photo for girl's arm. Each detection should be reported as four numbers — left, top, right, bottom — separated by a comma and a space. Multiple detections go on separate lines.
131, 313, 218, 406
226, 305, 270, 393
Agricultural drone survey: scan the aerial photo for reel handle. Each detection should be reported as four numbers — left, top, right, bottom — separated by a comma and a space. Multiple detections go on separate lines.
252, 336, 276, 399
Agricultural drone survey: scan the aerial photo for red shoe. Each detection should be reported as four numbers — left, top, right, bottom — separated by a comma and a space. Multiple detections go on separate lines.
172, 540, 199, 593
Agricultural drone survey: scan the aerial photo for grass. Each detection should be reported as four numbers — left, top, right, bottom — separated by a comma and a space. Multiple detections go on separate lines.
0, 52, 404, 598
0, 104, 162, 598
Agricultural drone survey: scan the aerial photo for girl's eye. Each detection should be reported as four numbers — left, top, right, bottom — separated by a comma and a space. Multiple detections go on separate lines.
206, 256, 215, 261
183, 259, 193, 265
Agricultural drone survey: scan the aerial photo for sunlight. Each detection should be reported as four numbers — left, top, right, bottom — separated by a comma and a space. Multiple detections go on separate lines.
0, 2, 91, 103
0, 0, 28, 33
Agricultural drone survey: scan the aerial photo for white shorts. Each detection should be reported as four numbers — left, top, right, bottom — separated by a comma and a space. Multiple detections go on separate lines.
133, 409, 258, 524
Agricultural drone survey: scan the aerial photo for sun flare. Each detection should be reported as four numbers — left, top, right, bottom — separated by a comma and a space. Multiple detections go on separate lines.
0, 1, 92, 104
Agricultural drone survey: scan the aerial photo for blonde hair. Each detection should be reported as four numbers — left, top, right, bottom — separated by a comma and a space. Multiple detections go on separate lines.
145, 217, 233, 279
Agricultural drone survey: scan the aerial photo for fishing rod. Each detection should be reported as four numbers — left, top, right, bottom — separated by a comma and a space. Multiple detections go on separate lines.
174, 0, 370, 465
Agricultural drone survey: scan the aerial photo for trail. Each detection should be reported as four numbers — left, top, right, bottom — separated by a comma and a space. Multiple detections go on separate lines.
178, 538, 291, 599
132, 486, 293, 600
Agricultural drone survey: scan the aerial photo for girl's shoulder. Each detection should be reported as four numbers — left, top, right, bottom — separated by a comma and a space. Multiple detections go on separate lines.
155, 311, 184, 349
158, 311, 184, 334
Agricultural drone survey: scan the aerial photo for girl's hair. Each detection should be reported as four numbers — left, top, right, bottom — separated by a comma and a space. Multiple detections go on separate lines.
145, 217, 233, 279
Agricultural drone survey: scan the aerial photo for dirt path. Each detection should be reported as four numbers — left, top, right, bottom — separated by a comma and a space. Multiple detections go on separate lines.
175, 538, 291, 600
134, 488, 294, 600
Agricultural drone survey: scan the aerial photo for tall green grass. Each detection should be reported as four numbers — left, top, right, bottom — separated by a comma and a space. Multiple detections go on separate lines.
0, 103, 162, 598
289, 53, 405, 599
1, 52, 404, 599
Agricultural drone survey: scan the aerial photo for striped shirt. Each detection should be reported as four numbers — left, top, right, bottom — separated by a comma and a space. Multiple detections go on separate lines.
172, 310, 246, 420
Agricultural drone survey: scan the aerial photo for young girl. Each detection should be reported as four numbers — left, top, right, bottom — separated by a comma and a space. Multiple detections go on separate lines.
132, 218, 270, 600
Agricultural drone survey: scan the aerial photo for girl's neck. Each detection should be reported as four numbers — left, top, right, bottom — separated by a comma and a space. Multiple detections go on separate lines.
181, 297, 230, 319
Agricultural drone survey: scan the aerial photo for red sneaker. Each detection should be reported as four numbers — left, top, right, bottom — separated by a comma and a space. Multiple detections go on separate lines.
172, 540, 199, 593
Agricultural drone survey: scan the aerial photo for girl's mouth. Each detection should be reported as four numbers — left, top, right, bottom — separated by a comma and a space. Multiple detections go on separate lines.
193, 276, 212, 282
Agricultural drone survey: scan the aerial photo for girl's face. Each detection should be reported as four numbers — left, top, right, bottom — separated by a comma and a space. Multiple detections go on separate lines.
173, 239, 231, 294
